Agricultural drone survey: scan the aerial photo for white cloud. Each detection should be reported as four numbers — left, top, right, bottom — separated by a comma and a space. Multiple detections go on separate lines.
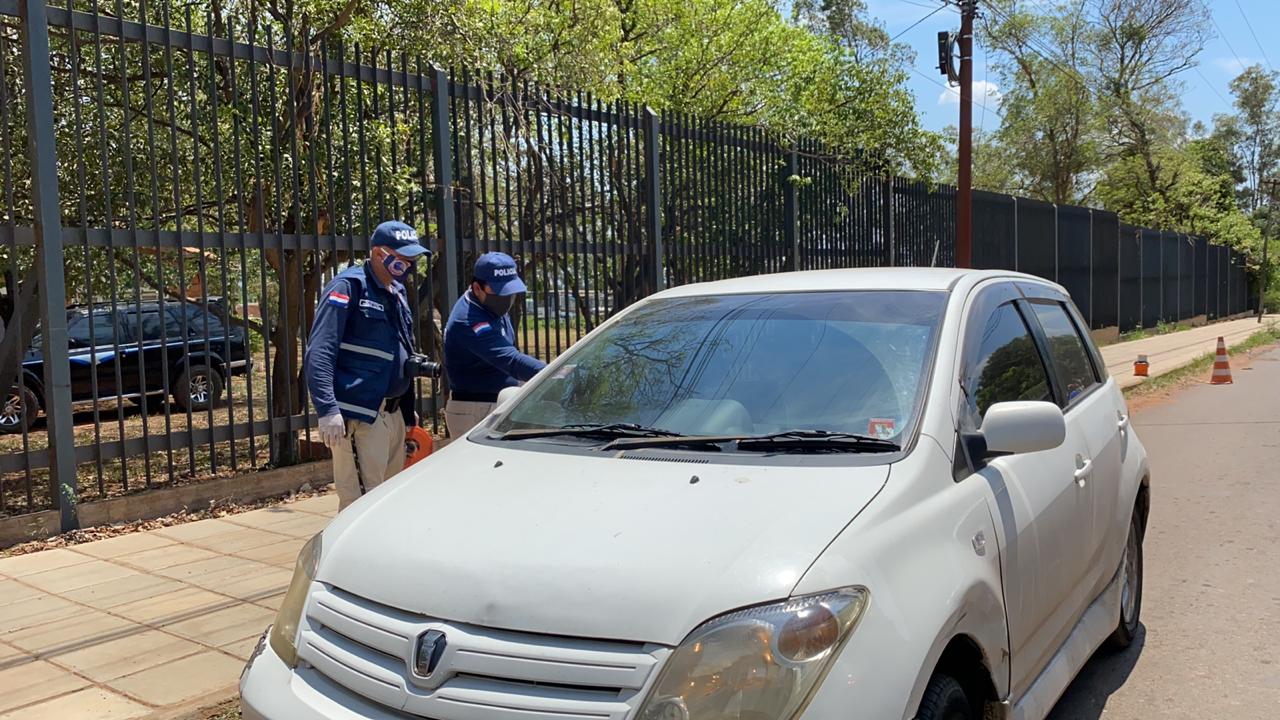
1213, 56, 1258, 76
938, 80, 1003, 108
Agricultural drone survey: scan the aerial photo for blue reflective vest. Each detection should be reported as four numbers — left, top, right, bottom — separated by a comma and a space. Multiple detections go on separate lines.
304, 263, 413, 425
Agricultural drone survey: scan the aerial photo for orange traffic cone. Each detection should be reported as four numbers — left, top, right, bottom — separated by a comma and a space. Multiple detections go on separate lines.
1210, 336, 1233, 385
1133, 355, 1149, 377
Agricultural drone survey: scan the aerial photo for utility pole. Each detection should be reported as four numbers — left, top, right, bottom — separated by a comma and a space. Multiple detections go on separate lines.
1260, 178, 1277, 323
955, 0, 977, 268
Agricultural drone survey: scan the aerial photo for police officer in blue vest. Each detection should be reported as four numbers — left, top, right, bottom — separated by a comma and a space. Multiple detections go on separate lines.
305, 221, 429, 510
443, 252, 546, 436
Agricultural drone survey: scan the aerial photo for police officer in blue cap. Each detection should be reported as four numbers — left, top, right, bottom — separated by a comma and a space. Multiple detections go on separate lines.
305, 220, 430, 510
443, 252, 546, 436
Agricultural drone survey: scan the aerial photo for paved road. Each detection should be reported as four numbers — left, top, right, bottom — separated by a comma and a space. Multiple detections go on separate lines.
1048, 344, 1280, 718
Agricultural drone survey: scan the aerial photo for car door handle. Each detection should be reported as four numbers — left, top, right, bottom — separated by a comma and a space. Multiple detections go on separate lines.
1117, 411, 1130, 431
1073, 457, 1092, 487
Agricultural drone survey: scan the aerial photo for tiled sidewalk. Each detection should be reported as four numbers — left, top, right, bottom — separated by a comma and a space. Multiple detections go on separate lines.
0, 494, 337, 719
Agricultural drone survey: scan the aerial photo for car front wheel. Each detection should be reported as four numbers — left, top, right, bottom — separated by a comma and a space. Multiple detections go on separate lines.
173, 365, 224, 412
1107, 511, 1144, 649
916, 673, 972, 720
0, 386, 39, 434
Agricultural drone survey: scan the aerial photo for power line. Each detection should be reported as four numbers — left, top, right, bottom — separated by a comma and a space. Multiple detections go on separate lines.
870, 1, 1005, 121
1209, 12, 1249, 79
1193, 66, 1233, 108
910, 64, 1005, 122
890, 2, 951, 43
1233, 0, 1273, 72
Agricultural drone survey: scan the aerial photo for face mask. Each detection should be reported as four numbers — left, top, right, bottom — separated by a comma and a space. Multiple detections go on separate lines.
482, 293, 515, 316
382, 252, 413, 278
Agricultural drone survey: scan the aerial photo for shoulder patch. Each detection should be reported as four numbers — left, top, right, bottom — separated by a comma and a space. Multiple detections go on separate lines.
327, 291, 350, 307
471, 321, 492, 334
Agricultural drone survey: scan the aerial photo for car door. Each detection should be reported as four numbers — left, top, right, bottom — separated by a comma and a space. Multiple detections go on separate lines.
1024, 295, 1124, 601
955, 282, 1094, 702
66, 308, 122, 400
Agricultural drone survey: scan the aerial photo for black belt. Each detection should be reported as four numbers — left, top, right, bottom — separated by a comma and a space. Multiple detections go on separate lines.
383, 396, 401, 413
450, 390, 498, 403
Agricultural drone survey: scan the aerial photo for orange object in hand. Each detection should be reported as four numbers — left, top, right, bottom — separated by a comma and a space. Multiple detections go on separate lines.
405, 426, 433, 467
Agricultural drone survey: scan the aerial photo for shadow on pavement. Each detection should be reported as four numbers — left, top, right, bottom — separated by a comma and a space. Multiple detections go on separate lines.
1046, 623, 1146, 719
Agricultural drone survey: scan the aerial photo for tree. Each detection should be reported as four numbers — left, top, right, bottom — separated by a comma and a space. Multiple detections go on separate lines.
1226, 65, 1280, 212
980, 0, 1099, 204
1087, 0, 1211, 211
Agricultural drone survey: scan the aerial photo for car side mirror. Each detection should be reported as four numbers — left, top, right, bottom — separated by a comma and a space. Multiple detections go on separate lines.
979, 401, 1066, 456
495, 385, 521, 410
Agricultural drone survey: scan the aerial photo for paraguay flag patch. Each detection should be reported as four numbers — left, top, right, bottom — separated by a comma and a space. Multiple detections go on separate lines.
327, 291, 350, 307
471, 321, 492, 334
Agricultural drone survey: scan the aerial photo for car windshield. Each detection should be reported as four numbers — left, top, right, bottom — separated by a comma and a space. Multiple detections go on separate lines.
491, 290, 947, 445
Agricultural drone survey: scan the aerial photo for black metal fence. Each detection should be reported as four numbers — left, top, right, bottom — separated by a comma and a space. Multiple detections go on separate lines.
0, 0, 1255, 528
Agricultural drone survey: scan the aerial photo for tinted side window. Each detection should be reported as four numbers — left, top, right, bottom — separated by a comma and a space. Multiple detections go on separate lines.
177, 304, 224, 335
67, 312, 121, 346
129, 312, 166, 341
962, 302, 1053, 428
1029, 302, 1098, 405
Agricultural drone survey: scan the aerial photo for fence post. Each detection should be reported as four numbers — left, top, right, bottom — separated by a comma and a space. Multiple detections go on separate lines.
882, 177, 894, 266
784, 149, 799, 271
643, 108, 664, 292
429, 66, 460, 305
20, 0, 78, 532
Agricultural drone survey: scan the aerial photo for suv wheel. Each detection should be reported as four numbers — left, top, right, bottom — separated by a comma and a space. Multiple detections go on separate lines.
1107, 511, 1144, 649
173, 365, 224, 411
0, 386, 39, 434
917, 673, 972, 720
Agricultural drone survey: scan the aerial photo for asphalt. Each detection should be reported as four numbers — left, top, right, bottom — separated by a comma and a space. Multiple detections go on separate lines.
1048, 342, 1280, 718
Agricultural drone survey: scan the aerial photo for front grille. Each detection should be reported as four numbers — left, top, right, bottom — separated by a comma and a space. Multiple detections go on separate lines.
298, 585, 668, 720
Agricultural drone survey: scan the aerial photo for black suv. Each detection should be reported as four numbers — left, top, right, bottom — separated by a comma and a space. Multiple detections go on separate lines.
1, 299, 251, 433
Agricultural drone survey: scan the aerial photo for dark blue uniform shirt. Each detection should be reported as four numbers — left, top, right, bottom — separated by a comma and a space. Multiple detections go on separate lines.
443, 291, 546, 400
305, 262, 416, 426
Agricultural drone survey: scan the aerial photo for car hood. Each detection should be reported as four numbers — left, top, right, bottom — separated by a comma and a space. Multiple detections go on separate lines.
318, 440, 890, 645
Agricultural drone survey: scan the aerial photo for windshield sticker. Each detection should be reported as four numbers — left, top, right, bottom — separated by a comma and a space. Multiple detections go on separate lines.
867, 418, 896, 439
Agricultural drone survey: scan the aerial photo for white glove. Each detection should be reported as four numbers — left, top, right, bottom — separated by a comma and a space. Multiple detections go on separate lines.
318, 412, 347, 449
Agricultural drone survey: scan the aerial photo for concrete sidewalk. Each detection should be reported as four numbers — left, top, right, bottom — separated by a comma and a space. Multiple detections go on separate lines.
0, 495, 336, 719
1101, 314, 1278, 389
0, 315, 1277, 719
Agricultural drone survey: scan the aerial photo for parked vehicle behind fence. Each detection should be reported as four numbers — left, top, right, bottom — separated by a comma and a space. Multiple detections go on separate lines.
242, 268, 1149, 720
1, 298, 251, 433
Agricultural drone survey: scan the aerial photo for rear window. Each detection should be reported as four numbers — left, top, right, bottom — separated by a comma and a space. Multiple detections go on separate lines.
1028, 302, 1099, 405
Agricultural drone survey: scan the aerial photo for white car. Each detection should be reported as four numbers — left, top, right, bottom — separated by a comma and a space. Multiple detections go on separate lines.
241, 268, 1149, 720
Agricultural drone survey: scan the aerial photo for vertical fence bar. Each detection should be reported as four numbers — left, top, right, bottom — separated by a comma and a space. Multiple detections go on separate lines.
21, 0, 78, 530
643, 109, 662, 292
430, 67, 460, 308
784, 148, 799, 271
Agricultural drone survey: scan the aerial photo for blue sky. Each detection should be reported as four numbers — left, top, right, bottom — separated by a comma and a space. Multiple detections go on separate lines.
866, 0, 1278, 137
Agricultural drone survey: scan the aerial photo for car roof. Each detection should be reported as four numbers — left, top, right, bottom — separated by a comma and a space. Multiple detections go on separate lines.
649, 267, 1061, 298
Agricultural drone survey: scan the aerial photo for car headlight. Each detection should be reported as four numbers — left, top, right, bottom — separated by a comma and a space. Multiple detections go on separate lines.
269, 533, 322, 668
636, 587, 868, 720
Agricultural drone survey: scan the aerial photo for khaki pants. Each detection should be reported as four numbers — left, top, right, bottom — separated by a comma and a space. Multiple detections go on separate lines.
445, 399, 496, 440
331, 409, 405, 510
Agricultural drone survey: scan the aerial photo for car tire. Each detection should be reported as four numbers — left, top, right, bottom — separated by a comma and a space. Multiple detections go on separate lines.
0, 385, 39, 434
173, 365, 224, 412
916, 673, 972, 720
1107, 511, 1144, 650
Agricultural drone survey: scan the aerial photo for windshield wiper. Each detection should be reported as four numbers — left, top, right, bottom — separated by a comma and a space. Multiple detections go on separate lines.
494, 423, 684, 441
735, 429, 900, 453
605, 429, 900, 453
